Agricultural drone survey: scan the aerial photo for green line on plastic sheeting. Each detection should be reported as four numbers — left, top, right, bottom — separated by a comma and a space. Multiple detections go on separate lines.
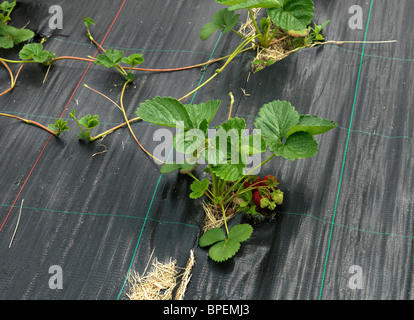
280, 212, 414, 240
49, 36, 414, 64
319, 0, 374, 300
116, 33, 223, 300
0, 203, 198, 228
326, 44, 414, 63
48, 37, 215, 57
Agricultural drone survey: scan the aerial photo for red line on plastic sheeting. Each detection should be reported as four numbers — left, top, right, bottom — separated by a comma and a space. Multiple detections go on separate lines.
0, 0, 127, 232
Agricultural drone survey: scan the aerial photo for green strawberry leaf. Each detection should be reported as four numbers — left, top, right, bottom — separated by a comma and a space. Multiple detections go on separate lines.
184, 100, 221, 128
240, 133, 267, 155
228, 224, 253, 242
189, 178, 210, 199
199, 227, 227, 247
0, 35, 12, 48
136, 96, 194, 130
207, 118, 266, 182
213, 117, 246, 157
208, 238, 241, 262
207, 117, 249, 181
124, 72, 135, 81
160, 161, 197, 174
121, 53, 144, 67
210, 161, 246, 182
275, 131, 318, 161
19, 43, 43, 59
11, 28, 35, 45
254, 99, 335, 161
77, 132, 88, 140
286, 115, 338, 137
260, 17, 270, 34
215, 117, 246, 132
0, 1, 16, 13
216, 0, 281, 10
47, 119, 69, 137
79, 114, 100, 130
254, 100, 299, 152
0, 22, 34, 49
267, 0, 314, 31
173, 129, 206, 155
19, 43, 55, 63
47, 123, 58, 132
137, 97, 220, 131
83, 17, 95, 28
200, 8, 240, 40
94, 49, 124, 68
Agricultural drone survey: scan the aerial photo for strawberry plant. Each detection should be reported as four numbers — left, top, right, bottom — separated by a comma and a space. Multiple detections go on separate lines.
201, 0, 330, 71
69, 109, 100, 141
93, 49, 144, 81
0, 112, 69, 137
135, 96, 338, 262
47, 119, 70, 137
0, 17, 145, 140
0, 1, 35, 49
202, 0, 318, 46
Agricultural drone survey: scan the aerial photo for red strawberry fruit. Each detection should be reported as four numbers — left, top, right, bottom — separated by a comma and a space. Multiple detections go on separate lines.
244, 176, 261, 189
253, 190, 270, 211
260, 175, 278, 187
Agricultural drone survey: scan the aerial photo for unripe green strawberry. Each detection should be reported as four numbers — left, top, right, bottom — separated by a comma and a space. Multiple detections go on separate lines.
268, 201, 276, 211
271, 190, 284, 205
260, 196, 270, 209
253, 190, 270, 211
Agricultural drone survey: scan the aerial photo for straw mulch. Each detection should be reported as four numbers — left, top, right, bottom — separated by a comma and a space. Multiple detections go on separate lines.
127, 249, 195, 300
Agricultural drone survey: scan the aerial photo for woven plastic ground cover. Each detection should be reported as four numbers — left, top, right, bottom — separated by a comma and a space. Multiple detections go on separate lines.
0, 0, 413, 300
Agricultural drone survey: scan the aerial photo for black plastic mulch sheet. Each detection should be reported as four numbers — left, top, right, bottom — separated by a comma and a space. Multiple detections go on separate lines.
0, 0, 413, 300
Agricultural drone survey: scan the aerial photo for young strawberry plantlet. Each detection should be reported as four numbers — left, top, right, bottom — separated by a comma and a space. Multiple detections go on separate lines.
135, 96, 338, 262
0, 112, 69, 137
83, 17, 96, 43
93, 49, 144, 81
204, 0, 316, 46
47, 119, 70, 137
291, 20, 331, 48
69, 109, 100, 141
201, 0, 331, 72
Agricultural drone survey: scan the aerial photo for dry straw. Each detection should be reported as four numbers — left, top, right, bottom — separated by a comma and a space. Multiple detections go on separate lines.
127, 249, 195, 300
202, 201, 236, 233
